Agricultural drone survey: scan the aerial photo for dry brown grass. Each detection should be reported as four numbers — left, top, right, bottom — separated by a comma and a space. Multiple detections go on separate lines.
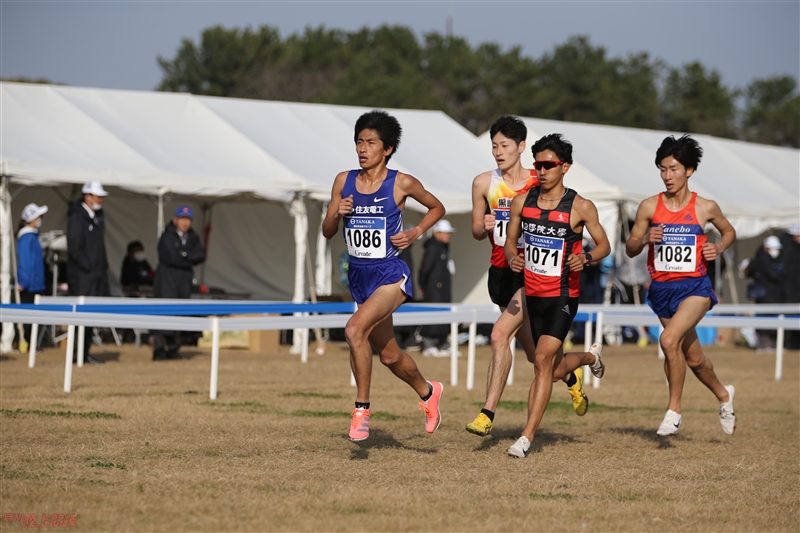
1, 340, 798, 532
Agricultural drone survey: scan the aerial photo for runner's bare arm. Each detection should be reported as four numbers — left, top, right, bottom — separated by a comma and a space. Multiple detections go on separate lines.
471, 172, 492, 241
698, 197, 736, 261
504, 194, 525, 272
322, 172, 352, 240
391, 173, 446, 250
626, 196, 659, 257
568, 196, 610, 272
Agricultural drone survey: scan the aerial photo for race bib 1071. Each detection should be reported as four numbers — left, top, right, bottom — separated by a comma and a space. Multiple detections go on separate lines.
524, 233, 564, 277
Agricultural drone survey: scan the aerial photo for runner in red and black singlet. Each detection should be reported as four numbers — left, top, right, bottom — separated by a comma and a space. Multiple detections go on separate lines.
466, 117, 590, 439
520, 186, 582, 300
626, 134, 737, 437
503, 133, 611, 459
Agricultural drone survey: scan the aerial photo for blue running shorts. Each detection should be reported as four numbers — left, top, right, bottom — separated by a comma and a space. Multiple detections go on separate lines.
348, 257, 413, 305
647, 276, 718, 319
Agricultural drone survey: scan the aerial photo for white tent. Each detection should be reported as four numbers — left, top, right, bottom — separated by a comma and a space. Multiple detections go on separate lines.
0, 82, 494, 347
465, 118, 800, 304
483, 117, 800, 237
2, 82, 797, 325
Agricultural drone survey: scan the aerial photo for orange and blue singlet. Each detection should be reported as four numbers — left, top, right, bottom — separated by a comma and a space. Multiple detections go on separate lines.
486, 169, 539, 268
647, 192, 708, 282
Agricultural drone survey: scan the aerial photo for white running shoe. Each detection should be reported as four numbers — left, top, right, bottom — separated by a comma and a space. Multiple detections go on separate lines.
657, 409, 682, 436
507, 436, 531, 458
589, 343, 604, 378
719, 385, 736, 435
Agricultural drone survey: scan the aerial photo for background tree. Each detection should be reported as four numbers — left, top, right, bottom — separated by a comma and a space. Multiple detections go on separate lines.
661, 62, 738, 138
157, 25, 282, 96
156, 25, 797, 146
741, 75, 799, 148
530, 36, 661, 129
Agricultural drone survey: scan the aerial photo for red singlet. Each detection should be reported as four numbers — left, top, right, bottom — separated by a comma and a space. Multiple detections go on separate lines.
647, 192, 708, 282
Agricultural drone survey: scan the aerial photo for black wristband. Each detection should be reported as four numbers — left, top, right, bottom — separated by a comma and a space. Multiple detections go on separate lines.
584, 253, 593, 264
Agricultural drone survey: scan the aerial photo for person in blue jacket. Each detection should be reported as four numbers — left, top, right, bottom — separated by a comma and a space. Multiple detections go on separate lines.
16, 203, 49, 351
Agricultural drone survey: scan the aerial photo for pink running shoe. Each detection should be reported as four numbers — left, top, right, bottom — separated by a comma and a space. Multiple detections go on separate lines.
349, 408, 370, 441
418, 381, 443, 433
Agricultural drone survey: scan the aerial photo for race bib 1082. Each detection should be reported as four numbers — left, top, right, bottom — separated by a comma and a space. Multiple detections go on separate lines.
654, 234, 696, 272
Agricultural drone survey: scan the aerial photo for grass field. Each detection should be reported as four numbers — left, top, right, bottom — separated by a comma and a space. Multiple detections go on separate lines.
1, 340, 798, 532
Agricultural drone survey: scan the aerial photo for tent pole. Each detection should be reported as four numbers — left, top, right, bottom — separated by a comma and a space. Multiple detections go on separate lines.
157, 187, 169, 238
289, 193, 308, 356
0, 174, 15, 352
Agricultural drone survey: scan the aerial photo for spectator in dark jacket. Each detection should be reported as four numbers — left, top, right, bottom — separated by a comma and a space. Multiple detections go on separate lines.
745, 235, 786, 351
418, 219, 455, 354
16, 203, 48, 351
779, 223, 800, 348
151, 206, 206, 360
120, 240, 155, 291
66, 181, 110, 364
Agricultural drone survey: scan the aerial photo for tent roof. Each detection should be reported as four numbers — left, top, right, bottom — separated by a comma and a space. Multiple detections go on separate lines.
1, 82, 488, 212
479, 117, 800, 238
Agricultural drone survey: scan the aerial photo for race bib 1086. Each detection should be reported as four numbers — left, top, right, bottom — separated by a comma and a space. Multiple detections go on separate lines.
524, 233, 564, 277
344, 217, 386, 259
654, 234, 696, 272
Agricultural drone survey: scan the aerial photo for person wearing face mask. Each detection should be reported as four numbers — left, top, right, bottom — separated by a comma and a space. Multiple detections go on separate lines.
151, 206, 206, 361
16, 203, 49, 352
66, 181, 111, 364
120, 240, 155, 292
744, 235, 786, 351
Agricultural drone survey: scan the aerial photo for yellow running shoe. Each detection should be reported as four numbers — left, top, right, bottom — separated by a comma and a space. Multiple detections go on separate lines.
568, 367, 589, 416
466, 412, 493, 436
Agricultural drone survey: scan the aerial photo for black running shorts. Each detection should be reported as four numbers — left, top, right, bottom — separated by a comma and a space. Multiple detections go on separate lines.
487, 265, 525, 308
525, 295, 579, 344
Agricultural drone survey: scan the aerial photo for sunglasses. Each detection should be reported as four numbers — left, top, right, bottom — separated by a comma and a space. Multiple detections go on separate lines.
533, 160, 566, 171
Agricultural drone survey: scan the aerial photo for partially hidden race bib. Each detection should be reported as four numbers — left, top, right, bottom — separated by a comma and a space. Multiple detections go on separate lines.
492, 209, 523, 248
344, 217, 386, 259
524, 233, 563, 277
654, 234, 696, 272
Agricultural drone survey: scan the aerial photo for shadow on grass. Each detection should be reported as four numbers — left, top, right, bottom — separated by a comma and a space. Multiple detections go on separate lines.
472, 427, 580, 453
89, 351, 121, 363
348, 429, 438, 461
0, 355, 16, 362
174, 350, 203, 360
608, 426, 681, 448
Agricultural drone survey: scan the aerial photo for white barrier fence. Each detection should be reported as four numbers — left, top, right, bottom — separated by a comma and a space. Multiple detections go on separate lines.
1, 298, 798, 399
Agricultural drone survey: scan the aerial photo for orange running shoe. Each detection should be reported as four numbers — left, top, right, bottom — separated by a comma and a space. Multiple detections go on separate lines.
418, 381, 443, 433
349, 408, 370, 441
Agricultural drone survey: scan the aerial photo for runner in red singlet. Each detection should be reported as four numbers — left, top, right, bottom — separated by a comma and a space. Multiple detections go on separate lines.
626, 135, 737, 436
466, 117, 591, 438
504, 133, 610, 458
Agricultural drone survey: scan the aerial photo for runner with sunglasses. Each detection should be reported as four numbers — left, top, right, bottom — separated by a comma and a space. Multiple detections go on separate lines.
466, 116, 592, 438
504, 133, 610, 458
626, 135, 736, 436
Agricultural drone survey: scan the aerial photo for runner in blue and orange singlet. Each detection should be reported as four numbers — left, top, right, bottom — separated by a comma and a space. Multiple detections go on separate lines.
503, 133, 611, 459
626, 134, 737, 437
322, 110, 445, 443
